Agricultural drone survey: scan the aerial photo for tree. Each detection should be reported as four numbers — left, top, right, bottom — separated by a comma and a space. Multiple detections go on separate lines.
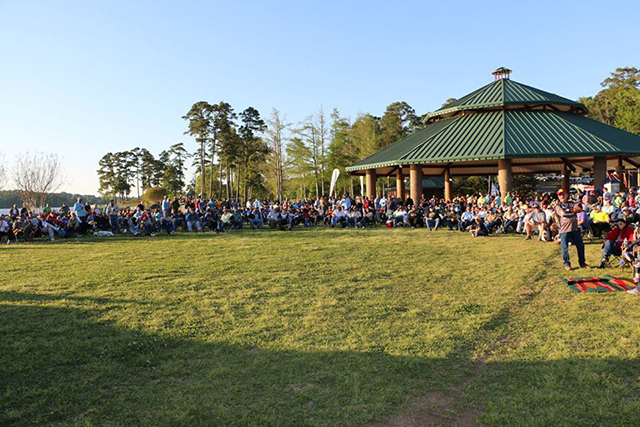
164, 143, 189, 195
183, 101, 213, 197
579, 67, 640, 134
265, 108, 290, 203
138, 148, 158, 189
238, 106, 268, 202
211, 102, 238, 200
0, 152, 7, 190
286, 137, 313, 198
97, 152, 118, 199
13, 151, 64, 209
350, 113, 381, 159
327, 109, 357, 195
379, 101, 418, 149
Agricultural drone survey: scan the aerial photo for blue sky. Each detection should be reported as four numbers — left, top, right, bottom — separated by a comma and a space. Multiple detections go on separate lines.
1, 0, 638, 194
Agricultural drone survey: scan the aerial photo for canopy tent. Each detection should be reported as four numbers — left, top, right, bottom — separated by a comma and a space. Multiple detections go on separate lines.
347, 68, 640, 201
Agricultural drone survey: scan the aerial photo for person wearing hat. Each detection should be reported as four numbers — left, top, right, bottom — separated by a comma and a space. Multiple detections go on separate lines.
599, 217, 633, 268
554, 189, 589, 270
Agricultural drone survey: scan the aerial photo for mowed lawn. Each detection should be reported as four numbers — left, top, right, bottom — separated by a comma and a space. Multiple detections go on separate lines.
1, 228, 639, 426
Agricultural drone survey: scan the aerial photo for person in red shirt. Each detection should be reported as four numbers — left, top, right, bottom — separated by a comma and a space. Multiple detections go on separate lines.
599, 217, 634, 268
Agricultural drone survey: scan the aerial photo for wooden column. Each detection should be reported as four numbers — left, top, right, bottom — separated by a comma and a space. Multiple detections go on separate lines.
409, 164, 423, 203
561, 163, 570, 193
365, 169, 377, 200
637, 169, 640, 188
396, 169, 406, 201
497, 159, 512, 200
444, 168, 452, 201
593, 156, 607, 191
616, 158, 625, 192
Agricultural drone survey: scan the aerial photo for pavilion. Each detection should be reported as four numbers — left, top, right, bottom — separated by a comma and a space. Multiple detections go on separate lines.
346, 68, 640, 201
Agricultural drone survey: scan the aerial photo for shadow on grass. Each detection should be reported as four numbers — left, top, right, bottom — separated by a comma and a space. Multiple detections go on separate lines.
1, 293, 639, 427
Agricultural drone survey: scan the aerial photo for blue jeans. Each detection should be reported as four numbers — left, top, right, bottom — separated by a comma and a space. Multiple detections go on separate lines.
426, 218, 440, 231
560, 231, 586, 267
250, 219, 263, 229
109, 215, 120, 233
601, 239, 622, 259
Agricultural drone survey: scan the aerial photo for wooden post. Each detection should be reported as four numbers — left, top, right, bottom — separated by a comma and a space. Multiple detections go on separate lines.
593, 156, 607, 191
497, 159, 512, 200
444, 168, 452, 201
365, 169, 377, 200
396, 169, 406, 201
561, 163, 570, 193
616, 157, 625, 192
409, 164, 423, 203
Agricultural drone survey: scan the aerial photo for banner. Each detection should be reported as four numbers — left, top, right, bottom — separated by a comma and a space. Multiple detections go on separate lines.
329, 168, 340, 198
360, 175, 364, 197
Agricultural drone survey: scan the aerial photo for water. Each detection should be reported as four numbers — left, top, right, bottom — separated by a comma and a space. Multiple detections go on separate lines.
0, 207, 61, 216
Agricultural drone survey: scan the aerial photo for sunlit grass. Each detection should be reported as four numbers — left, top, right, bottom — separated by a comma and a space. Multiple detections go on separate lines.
1, 228, 639, 426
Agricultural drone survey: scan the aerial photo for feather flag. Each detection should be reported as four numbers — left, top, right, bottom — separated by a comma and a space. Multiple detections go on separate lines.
329, 168, 340, 198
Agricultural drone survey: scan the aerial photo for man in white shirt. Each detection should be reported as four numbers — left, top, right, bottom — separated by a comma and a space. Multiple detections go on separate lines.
0, 216, 16, 243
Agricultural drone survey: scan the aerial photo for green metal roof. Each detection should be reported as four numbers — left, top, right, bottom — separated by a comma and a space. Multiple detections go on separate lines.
427, 79, 587, 121
346, 110, 640, 171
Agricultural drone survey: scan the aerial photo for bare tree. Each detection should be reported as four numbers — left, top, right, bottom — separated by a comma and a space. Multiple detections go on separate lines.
0, 152, 6, 190
13, 152, 65, 210
266, 108, 290, 203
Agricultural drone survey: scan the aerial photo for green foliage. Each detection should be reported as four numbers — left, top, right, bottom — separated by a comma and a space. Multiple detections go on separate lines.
579, 67, 640, 134
452, 176, 487, 196
379, 101, 419, 149
141, 186, 168, 206
513, 174, 538, 194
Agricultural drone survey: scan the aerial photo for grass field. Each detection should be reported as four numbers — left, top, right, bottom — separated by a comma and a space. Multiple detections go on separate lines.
1, 228, 640, 426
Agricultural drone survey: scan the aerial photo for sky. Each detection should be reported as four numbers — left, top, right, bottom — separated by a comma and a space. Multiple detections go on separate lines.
1, 0, 639, 195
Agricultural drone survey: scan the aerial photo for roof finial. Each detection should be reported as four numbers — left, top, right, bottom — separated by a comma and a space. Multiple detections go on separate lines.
492, 67, 512, 81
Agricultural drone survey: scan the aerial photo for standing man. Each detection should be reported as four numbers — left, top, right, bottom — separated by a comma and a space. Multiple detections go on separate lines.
555, 189, 589, 271
74, 196, 87, 234
106, 200, 120, 234
162, 196, 171, 217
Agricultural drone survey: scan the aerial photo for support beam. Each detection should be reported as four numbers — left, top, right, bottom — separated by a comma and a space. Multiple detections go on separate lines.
593, 156, 607, 191
444, 168, 452, 201
365, 169, 377, 200
561, 162, 570, 193
497, 159, 512, 200
616, 157, 626, 192
409, 164, 423, 204
396, 169, 405, 201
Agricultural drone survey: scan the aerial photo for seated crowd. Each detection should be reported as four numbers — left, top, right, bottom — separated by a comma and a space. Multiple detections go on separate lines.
1, 187, 639, 253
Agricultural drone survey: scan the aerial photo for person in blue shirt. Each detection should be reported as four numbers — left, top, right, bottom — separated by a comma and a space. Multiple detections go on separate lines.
460, 207, 476, 231
162, 196, 171, 215
73, 196, 87, 233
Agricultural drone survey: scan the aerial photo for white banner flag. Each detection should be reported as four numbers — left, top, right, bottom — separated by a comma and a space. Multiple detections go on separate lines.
329, 168, 340, 197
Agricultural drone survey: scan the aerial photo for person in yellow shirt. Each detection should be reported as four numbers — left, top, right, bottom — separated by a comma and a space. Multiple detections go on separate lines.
588, 205, 610, 238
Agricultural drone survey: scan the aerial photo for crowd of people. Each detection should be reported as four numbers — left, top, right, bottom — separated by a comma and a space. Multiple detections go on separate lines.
2, 187, 640, 293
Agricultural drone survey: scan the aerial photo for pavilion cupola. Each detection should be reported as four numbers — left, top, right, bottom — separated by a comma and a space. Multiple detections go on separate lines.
492, 67, 512, 80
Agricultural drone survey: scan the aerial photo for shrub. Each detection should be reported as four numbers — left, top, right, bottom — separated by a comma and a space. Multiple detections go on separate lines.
141, 187, 168, 206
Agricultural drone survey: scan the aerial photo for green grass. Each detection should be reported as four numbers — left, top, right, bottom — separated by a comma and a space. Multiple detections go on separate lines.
1, 228, 639, 426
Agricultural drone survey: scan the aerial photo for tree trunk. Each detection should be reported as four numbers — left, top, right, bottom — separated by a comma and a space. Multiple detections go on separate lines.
200, 139, 206, 198
209, 140, 215, 199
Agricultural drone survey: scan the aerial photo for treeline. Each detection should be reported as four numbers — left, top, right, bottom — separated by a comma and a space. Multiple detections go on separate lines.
95, 67, 640, 202
96, 101, 429, 201
0, 190, 106, 209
